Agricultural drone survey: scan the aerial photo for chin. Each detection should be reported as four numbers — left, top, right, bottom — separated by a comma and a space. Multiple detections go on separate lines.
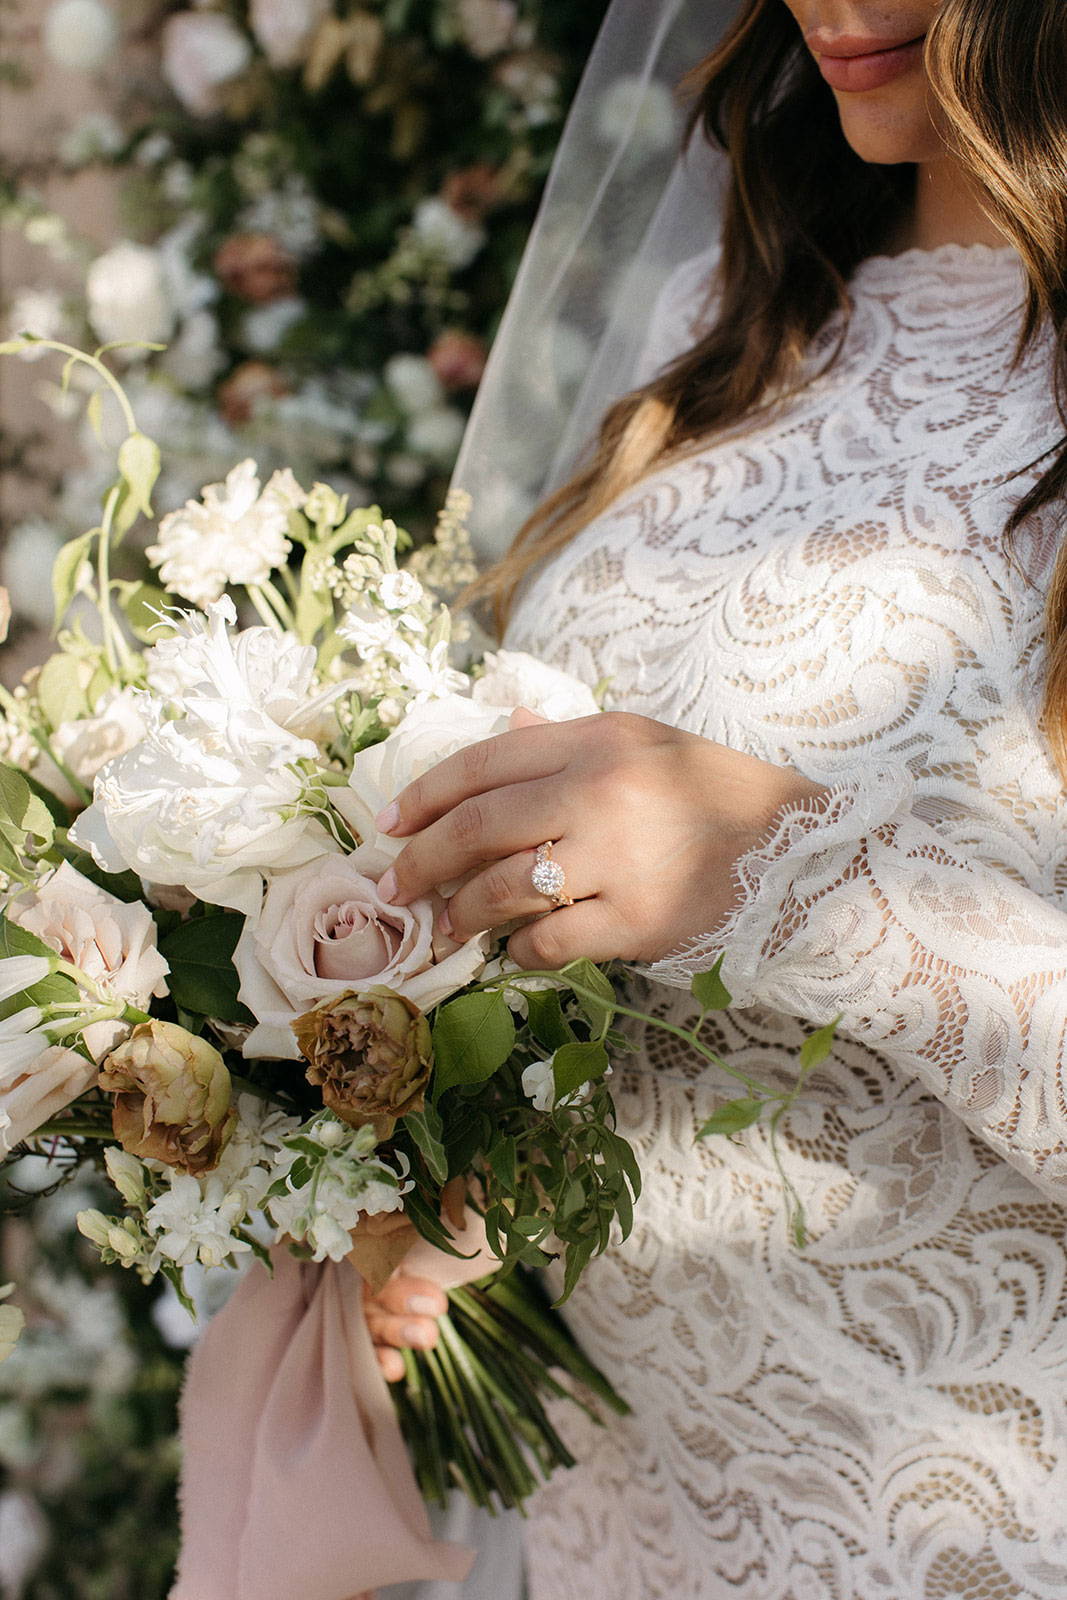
834, 88, 945, 167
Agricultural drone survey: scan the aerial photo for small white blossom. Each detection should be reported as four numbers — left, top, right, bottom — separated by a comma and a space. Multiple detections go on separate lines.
521, 1058, 558, 1113
411, 198, 486, 270
42, 0, 118, 72
162, 11, 254, 117
378, 571, 424, 612
384, 353, 444, 416
146, 459, 294, 607
407, 406, 467, 467
146, 1173, 253, 1270
6, 288, 67, 359
86, 242, 174, 351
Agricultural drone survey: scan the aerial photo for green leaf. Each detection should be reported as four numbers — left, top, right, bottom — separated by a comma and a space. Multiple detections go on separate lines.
561, 958, 615, 1039
0, 766, 54, 851
85, 389, 104, 443
405, 1105, 449, 1185
51, 531, 96, 631
691, 953, 732, 1012
487, 1136, 517, 1192
0, 916, 78, 1019
159, 912, 253, 1024
522, 988, 573, 1053
114, 580, 172, 644
431, 990, 515, 1099
117, 432, 161, 520
35, 651, 91, 729
695, 1097, 764, 1140
798, 1015, 841, 1076
552, 1039, 610, 1101
21, 770, 71, 828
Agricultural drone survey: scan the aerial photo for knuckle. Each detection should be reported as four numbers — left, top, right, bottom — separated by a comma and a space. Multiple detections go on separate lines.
460, 737, 493, 788
450, 794, 487, 851
525, 918, 565, 969
481, 863, 516, 915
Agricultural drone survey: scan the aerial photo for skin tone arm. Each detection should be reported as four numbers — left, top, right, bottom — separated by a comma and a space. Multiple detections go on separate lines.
366, 0, 1011, 1378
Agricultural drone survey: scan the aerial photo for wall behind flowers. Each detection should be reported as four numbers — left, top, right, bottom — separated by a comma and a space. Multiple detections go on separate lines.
0, 1, 607, 1592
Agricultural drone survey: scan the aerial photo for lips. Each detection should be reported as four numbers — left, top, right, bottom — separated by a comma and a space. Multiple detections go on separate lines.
811, 32, 926, 93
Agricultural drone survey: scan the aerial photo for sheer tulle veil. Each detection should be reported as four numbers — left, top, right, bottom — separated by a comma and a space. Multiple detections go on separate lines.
451, 0, 745, 561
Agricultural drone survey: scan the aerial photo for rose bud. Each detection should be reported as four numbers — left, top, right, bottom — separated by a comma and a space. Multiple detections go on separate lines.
294, 986, 432, 1140
217, 359, 290, 425
100, 1020, 237, 1175
214, 232, 299, 304
428, 329, 487, 393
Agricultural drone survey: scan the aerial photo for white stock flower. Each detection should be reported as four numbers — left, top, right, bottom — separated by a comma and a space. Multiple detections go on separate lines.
267, 1140, 408, 1262
249, 0, 329, 67
337, 605, 399, 659
332, 694, 510, 854
160, 309, 227, 390
233, 843, 490, 1058
596, 76, 678, 159
146, 1172, 253, 1269
0, 958, 50, 1003
411, 198, 486, 270
86, 243, 174, 351
242, 296, 306, 353
162, 11, 254, 116
42, 0, 118, 71
521, 1058, 557, 1113
384, 353, 444, 416
407, 406, 466, 466
52, 686, 149, 788
378, 571, 424, 611
146, 459, 296, 606
8, 861, 170, 1058
472, 650, 600, 721
70, 601, 343, 912
392, 639, 470, 703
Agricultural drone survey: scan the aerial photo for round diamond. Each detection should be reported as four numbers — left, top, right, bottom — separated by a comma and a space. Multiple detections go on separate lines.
531, 857, 566, 897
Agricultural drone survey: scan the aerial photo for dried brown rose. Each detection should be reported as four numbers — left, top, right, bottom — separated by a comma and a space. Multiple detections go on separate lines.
217, 360, 290, 425
294, 986, 432, 1139
100, 1020, 236, 1175
213, 232, 299, 303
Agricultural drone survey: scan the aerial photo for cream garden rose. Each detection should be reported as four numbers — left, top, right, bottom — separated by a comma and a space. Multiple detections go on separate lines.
472, 650, 600, 721
233, 844, 490, 1058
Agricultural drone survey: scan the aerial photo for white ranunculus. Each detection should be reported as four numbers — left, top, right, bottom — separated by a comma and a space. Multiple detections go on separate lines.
146, 459, 297, 607
411, 198, 486, 270
52, 687, 150, 788
332, 695, 510, 857
86, 243, 174, 351
407, 406, 467, 467
249, 0, 329, 67
596, 75, 678, 159
9, 862, 169, 1059
70, 603, 336, 913
42, 0, 118, 72
472, 650, 600, 721
160, 309, 227, 390
384, 353, 443, 416
234, 844, 490, 1058
161, 11, 254, 116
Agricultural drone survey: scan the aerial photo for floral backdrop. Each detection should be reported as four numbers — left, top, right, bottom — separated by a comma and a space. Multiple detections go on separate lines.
0, 2, 608, 1591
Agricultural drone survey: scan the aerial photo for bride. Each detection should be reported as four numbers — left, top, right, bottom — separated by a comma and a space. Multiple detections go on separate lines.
367, 0, 1067, 1594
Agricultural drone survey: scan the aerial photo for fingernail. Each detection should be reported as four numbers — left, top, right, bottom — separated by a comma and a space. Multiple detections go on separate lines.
437, 907, 454, 940
404, 1321, 435, 1347
378, 868, 398, 903
407, 1294, 444, 1317
376, 801, 400, 834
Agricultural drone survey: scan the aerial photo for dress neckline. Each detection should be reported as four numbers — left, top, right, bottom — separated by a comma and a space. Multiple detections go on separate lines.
852, 239, 1023, 292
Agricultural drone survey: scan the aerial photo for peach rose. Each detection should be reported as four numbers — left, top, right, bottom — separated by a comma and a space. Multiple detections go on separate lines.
214, 233, 299, 304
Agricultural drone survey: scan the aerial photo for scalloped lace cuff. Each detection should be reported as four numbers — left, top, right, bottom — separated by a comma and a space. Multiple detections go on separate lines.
642, 767, 913, 1003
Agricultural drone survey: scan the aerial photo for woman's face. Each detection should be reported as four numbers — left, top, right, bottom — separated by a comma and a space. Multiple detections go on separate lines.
780, 1, 946, 165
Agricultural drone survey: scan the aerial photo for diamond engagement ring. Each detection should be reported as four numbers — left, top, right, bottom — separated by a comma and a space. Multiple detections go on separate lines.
531, 842, 573, 908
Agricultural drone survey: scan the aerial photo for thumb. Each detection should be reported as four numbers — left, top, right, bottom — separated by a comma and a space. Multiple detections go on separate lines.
510, 705, 549, 729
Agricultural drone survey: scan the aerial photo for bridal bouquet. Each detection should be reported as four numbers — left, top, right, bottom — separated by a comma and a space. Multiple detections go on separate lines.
0, 337, 831, 1519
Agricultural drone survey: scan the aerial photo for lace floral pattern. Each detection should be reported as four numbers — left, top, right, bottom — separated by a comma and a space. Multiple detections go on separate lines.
506, 245, 1067, 1599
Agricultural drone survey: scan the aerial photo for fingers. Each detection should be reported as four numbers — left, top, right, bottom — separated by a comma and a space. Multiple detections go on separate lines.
380, 778, 565, 907
506, 897, 622, 970
377, 717, 592, 839
365, 1272, 447, 1380
376, 1347, 406, 1383
443, 844, 586, 942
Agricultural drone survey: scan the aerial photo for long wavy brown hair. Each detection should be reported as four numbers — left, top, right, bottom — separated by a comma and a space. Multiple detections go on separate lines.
473, 0, 1067, 776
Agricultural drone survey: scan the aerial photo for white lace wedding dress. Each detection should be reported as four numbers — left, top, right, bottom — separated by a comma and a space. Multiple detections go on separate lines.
504, 243, 1067, 1600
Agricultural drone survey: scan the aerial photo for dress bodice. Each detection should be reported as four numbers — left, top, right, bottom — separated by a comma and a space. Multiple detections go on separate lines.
505, 245, 1067, 1600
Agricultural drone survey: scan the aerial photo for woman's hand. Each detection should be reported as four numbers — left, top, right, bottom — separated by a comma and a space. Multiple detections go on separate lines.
365, 1271, 447, 1383
375, 709, 828, 968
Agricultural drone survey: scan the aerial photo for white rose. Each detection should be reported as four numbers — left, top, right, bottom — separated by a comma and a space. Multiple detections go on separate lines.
234, 845, 489, 1058
407, 406, 467, 467
411, 198, 486, 270
52, 687, 149, 789
249, 0, 329, 67
8, 862, 169, 1059
86, 243, 174, 351
146, 459, 294, 608
161, 12, 254, 116
384, 353, 443, 416
42, 0, 118, 72
332, 694, 511, 857
472, 650, 600, 721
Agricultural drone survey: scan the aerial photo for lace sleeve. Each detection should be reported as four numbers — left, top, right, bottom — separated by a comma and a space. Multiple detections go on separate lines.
645, 769, 1067, 1196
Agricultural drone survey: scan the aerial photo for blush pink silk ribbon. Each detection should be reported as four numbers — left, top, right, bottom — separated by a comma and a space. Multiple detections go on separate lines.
170, 1213, 499, 1600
